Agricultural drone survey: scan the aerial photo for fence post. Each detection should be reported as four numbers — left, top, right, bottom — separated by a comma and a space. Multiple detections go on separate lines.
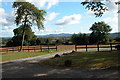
34, 46, 35, 52
110, 43, 112, 51
86, 44, 87, 52
13, 48, 14, 52
40, 46, 42, 51
97, 44, 99, 52
7, 48, 8, 53
56, 45, 57, 51
75, 45, 77, 51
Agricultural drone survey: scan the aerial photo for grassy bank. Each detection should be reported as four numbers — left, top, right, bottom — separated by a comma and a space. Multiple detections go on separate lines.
0, 49, 64, 62
42, 51, 120, 68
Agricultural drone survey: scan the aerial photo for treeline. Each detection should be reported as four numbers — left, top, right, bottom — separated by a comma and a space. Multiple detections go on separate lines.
71, 33, 120, 45
71, 21, 120, 45
2, 21, 120, 47
5, 26, 71, 47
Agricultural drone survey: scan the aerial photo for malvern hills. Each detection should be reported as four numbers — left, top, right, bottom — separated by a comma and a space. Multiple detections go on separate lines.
38, 32, 120, 38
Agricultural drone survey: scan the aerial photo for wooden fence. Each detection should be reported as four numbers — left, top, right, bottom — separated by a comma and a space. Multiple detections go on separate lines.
75, 43, 120, 52
0, 45, 58, 53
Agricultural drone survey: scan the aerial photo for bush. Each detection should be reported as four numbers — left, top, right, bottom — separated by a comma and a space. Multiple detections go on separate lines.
115, 44, 120, 50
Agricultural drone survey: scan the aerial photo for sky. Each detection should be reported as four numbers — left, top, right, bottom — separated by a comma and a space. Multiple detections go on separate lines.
0, 0, 119, 37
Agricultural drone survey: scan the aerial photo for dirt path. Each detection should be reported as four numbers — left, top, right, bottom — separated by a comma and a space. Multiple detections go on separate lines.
1, 49, 119, 78
2, 59, 119, 78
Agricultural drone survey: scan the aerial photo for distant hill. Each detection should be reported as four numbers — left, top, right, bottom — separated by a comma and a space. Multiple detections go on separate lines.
38, 33, 73, 38
37, 32, 120, 38
1, 32, 120, 39
109, 32, 120, 38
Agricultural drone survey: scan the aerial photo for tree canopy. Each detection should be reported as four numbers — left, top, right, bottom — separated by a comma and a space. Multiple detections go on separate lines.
89, 21, 112, 44
12, 0, 46, 50
6, 25, 37, 46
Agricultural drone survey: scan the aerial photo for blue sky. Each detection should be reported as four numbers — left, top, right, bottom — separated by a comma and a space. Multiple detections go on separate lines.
0, 0, 119, 37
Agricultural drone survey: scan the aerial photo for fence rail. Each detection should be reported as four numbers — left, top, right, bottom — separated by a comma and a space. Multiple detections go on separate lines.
0, 45, 58, 53
75, 43, 120, 52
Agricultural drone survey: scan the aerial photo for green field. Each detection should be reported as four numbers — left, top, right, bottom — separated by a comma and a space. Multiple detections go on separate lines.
0, 49, 63, 62
42, 51, 120, 68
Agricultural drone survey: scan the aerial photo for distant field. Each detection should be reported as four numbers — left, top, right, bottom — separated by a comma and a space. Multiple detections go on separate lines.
42, 51, 120, 69
0, 49, 64, 62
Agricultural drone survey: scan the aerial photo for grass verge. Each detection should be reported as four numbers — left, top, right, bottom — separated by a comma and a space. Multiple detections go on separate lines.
0, 49, 64, 62
42, 51, 120, 68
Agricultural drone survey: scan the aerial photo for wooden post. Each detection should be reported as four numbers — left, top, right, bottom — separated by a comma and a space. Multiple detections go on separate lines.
75, 45, 77, 51
97, 44, 99, 52
18, 47, 19, 52
56, 45, 57, 51
34, 46, 35, 52
110, 43, 112, 51
13, 48, 14, 52
7, 48, 8, 53
40, 46, 42, 51
86, 44, 87, 52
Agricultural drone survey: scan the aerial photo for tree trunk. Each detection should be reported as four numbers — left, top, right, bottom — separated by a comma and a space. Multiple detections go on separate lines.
19, 30, 25, 51
19, 15, 27, 52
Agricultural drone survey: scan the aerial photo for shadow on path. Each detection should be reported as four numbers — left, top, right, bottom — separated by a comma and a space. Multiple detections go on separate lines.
2, 59, 119, 78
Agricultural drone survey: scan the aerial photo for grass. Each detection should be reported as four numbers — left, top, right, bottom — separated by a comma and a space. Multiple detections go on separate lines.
42, 51, 120, 68
0, 49, 64, 62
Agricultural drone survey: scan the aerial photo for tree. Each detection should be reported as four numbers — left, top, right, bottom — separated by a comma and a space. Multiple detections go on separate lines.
81, 1, 120, 17
6, 25, 37, 46
71, 33, 89, 45
114, 37, 120, 42
13, 0, 46, 51
81, 2, 108, 17
89, 21, 112, 44
45, 38, 52, 45
55, 38, 63, 45
36, 38, 44, 45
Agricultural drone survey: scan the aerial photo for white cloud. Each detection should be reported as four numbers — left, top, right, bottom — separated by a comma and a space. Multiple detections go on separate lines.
105, 2, 118, 13
0, 8, 5, 16
0, 8, 15, 26
45, 12, 59, 21
46, 0, 59, 9
26, 0, 59, 9
102, 13, 118, 32
56, 14, 81, 25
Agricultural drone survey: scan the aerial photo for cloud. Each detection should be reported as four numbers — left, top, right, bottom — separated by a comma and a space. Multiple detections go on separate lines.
26, 0, 59, 9
0, 8, 15, 26
45, 12, 59, 21
56, 14, 81, 25
105, 2, 118, 13
102, 13, 118, 32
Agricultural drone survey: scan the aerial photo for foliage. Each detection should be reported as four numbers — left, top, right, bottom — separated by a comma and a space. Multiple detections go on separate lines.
12, 0, 46, 50
89, 21, 112, 44
81, 2, 108, 17
1, 38, 11, 45
13, 0, 46, 29
71, 33, 89, 45
55, 38, 63, 45
6, 26, 36, 46
45, 38, 52, 44
114, 37, 120, 42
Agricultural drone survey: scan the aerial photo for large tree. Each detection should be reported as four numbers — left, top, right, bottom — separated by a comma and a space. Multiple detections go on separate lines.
89, 21, 112, 44
6, 25, 37, 46
13, 0, 46, 51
